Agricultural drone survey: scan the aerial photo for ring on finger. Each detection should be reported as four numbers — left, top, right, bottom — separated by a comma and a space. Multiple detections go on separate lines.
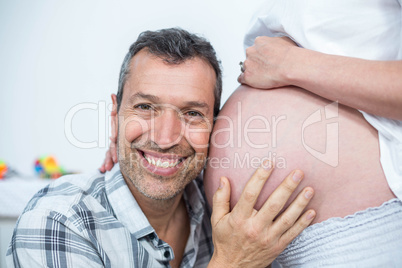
239, 61, 245, 73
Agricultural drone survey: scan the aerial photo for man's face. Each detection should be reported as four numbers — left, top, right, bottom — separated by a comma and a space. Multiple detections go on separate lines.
112, 49, 216, 200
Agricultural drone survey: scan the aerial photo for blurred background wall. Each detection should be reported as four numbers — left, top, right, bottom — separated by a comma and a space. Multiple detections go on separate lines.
0, 0, 262, 175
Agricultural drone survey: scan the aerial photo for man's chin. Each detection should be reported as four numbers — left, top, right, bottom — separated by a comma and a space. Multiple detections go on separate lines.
139, 187, 183, 201
119, 147, 205, 200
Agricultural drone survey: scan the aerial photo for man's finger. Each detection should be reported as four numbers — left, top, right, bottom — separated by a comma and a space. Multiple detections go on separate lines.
232, 161, 273, 219
279, 209, 316, 247
110, 137, 118, 163
257, 170, 304, 222
270, 187, 314, 235
211, 177, 231, 227
99, 165, 106, 173
103, 150, 113, 171
111, 147, 118, 164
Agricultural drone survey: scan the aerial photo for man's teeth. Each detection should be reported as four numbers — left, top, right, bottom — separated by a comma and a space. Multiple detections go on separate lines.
144, 155, 181, 168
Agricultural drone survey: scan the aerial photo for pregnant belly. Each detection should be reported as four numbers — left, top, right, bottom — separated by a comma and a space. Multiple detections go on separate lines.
204, 85, 395, 224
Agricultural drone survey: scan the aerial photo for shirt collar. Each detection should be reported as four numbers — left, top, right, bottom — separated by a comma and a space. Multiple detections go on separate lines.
104, 164, 206, 239
105, 164, 153, 239
183, 174, 206, 225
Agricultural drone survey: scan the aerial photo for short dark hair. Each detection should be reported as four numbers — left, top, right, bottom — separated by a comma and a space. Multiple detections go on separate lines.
116, 28, 222, 117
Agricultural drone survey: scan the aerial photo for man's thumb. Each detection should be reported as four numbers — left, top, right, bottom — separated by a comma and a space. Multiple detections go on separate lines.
211, 177, 231, 226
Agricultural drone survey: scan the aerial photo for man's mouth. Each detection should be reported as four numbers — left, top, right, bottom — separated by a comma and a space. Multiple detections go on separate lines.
137, 149, 187, 176
143, 153, 183, 168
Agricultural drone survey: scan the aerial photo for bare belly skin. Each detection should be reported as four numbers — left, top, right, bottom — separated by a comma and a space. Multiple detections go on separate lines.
204, 85, 395, 224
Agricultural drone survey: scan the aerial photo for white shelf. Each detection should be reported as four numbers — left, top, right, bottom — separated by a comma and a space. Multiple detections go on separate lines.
0, 176, 50, 268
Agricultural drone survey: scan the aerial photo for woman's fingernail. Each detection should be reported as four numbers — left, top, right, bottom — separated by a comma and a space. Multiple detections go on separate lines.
292, 170, 303, 182
262, 160, 273, 170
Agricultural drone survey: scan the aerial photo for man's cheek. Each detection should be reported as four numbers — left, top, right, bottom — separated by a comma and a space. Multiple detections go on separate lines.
187, 131, 211, 152
120, 118, 149, 147
186, 119, 213, 150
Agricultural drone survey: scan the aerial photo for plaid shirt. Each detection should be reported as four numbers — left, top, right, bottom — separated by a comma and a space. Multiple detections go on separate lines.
6, 164, 213, 267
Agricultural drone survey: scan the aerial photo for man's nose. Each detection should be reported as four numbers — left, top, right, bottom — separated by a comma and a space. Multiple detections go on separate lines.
151, 110, 184, 149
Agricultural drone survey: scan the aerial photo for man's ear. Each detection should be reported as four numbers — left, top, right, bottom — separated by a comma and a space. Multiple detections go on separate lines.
111, 94, 118, 141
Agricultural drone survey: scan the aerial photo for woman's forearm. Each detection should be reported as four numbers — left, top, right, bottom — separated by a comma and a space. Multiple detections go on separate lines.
285, 47, 402, 120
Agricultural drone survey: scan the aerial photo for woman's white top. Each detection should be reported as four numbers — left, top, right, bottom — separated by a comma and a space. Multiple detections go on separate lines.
244, 0, 402, 200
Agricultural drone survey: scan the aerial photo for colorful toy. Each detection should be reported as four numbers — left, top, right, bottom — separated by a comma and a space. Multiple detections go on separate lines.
0, 160, 8, 179
34, 156, 66, 179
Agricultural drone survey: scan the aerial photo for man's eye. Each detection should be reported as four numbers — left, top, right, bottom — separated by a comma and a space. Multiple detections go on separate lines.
135, 104, 152, 110
186, 111, 202, 117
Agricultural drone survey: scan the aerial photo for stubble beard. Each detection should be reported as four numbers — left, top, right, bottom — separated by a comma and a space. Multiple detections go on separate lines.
118, 135, 206, 201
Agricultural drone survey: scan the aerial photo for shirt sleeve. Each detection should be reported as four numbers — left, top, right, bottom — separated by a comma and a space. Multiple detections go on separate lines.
6, 209, 105, 268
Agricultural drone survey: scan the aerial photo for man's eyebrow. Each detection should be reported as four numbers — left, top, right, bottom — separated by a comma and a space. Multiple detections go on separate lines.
128, 93, 210, 111
128, 92, 160, 103
184, 101, 210, 111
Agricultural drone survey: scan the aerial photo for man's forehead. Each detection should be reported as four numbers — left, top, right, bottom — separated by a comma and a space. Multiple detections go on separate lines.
122, 50, 216, 106
129, 50, 215, 77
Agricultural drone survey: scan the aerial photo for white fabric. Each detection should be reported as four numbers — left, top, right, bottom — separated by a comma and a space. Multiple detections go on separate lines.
275, 198, 402, 267
244, 0, 402, 200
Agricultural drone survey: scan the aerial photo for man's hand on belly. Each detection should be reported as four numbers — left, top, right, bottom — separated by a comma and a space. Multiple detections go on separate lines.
208, 161, 316, 268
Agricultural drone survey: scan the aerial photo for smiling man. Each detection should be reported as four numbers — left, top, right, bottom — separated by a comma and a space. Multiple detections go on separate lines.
7, 28, 315, 268
113, 48, 216, 204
